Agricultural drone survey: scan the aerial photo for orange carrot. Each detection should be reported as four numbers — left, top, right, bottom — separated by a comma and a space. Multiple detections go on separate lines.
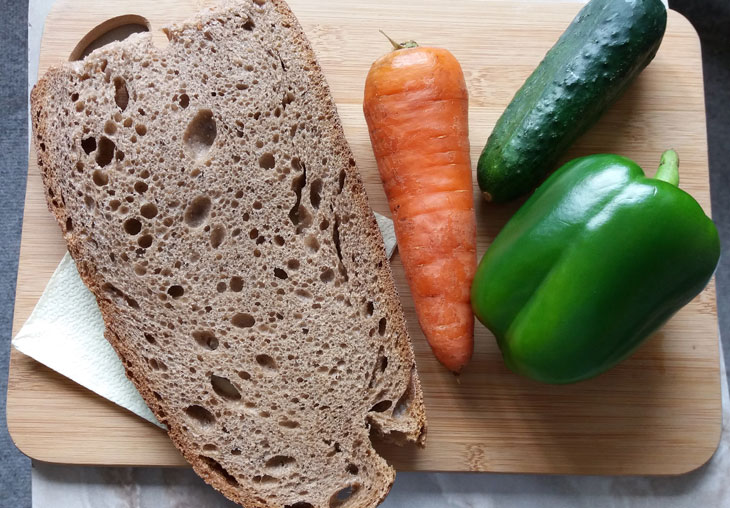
363, 34, 476, 373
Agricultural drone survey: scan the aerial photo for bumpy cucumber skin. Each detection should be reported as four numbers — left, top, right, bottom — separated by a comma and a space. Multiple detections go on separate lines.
477, 0, 667, 203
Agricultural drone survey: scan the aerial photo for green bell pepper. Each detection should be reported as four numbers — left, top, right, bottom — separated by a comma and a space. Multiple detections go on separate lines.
471, 150, 720, 384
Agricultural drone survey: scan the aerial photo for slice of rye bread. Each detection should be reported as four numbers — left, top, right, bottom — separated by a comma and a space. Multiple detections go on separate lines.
30, 1, 426, 507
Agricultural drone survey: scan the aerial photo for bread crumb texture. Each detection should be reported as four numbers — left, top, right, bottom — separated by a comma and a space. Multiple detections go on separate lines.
30, 1, 426, 507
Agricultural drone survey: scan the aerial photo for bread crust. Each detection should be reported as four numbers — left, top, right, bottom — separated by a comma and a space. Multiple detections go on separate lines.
31, 1, 425, 507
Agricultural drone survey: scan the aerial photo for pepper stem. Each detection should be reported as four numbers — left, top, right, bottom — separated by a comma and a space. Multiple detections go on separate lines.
379, 30, 419, 50
655, 149, 679, 187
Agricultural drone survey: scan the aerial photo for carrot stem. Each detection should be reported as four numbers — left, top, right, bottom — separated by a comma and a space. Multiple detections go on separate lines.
379, 30, 419, 51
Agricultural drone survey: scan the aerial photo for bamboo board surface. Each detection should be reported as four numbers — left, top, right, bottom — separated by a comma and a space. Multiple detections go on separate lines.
7, 0, 721, 475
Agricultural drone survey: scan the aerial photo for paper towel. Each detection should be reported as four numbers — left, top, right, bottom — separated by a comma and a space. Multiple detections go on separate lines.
12, 212, 397, 427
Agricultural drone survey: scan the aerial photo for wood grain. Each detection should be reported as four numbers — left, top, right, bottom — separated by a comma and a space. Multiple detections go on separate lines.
7, 0, 720, 475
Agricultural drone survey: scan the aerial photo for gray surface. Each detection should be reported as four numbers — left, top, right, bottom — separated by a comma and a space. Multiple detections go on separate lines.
0, 0, 31, 506
2, 0, 729, 507
671, 0, 730, 370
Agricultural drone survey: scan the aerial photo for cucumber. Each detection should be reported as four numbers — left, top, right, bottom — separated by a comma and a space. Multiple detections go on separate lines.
478, 0, 667, 203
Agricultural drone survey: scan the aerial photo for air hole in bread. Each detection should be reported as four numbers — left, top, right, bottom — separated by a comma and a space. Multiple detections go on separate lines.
179, 93, 189, 108
243, 18, 255, 31
104, 120, 117, 135
216, 282, 227, 293
330, 484, 359, 507
282, 91, 295, 109
229, 276, 243, 292
192, 330, 218, 350
367, 347, 386, 389
304, 235, 319, 253
71, 92, 79, 102
64, 217, 73, 232
184, 109, 216, 160
320, 268, 334, 283
167, 285, 184, 299
285, 503, 313, 508
113, 77, 129, 111
185, 405, 215, 426
140, 203, 158, 219
345, 463, 358, 475
149, 358, 167, 371
92, 170, 108, 186
134, 181, 148, 193
273, 235, 284, 246
138, 234, 153, 248
255, 354, 276, 370
288, 158, 306, 225
231, 448, 242, 456
258, 152, 275, 170
287, 259, 299, 270
319, 218, 329, 231
135, 124, 147, 136
332, 216, 347, 281
278, 417, 299, 429
378, 318, 387, 336
295, 206, 313, 234
198, 455, 238, 486
81, 136, 96, 155
203, 444, 217, 452
273, 268, 287, 280
184, 195, 212, 227
295, 289, 312, 300
252, 474, 277, 484
338, 169, 346, 194
253, 200, 262, 210
393, 370, 415, 418
95, 136, 115, 167
370, 400, 392, 413
143, 333, 156, 345
265, 455, 296, 469
209, 224, 226, 248
123, 217, 142, 235
211, 374, 242, 401
232, 313, 255, 328
309, 178, 322, 209
238, 370, 251, 380
116, 149, 125, 161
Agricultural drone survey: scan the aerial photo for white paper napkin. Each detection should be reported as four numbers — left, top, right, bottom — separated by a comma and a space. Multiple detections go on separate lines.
13, 212, 397, 428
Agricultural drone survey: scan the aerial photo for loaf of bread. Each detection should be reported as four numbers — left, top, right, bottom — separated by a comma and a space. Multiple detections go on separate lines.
30, 1, 426, 506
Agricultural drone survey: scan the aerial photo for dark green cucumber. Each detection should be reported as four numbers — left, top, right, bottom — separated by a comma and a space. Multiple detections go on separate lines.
477, 0, 667, 203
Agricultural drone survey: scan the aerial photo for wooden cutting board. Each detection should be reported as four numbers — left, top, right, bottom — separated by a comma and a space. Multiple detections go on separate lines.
7, 0, 720, 475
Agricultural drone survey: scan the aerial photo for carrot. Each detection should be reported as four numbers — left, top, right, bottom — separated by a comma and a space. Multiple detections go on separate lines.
363, 34, 476, 373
